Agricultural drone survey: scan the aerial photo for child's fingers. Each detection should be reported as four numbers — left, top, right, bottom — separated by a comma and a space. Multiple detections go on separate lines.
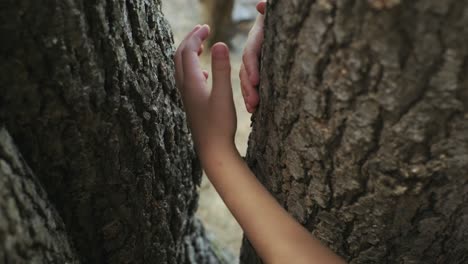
211, 43, 233, 102
243, 31, 263, 86
240, 64, 250, 98
243, 22, 264, 86
176, 25, 202, 66
242, 48, 260, 86
181, 25, 210, 92
176, 25, 202, 88
246, 87, 259, 113
240, 64, 259, 113
257, 1, 267, 15
198, 44, 205, 56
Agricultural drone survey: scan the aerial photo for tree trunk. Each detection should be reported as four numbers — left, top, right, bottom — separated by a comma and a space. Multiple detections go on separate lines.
0, 128, 79, 263
200, 0, 235, 46
0, 0, 225, 263
242, 0, 468, 263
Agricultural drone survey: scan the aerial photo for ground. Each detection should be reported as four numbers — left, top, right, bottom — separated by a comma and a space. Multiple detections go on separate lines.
162, 0, 258, 259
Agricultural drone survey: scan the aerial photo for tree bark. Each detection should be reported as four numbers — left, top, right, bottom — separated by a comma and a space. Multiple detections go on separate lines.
0, 127, 79, 263
242, 0, 468, 263
0, 0, 225, 263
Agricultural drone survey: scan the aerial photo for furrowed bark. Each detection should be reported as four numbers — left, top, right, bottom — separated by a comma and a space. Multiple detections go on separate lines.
0, 0, 224, 263
0, 128, 79, 264
241, 0, 468, 263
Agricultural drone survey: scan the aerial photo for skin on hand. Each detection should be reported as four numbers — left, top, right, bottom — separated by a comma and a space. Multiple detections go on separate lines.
175, 21, 346, 264
240, 0, 266, 113
175, 25, 237, 157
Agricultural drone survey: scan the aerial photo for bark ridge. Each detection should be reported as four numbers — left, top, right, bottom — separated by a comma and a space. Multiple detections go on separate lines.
0, 128, 79, 263
0, 0, 225, 263
242, 0, 468, 263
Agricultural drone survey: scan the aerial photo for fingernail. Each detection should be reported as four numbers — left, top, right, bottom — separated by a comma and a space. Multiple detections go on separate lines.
212, 43, 229, 59
202, 24, 210, 32
194, 26, 210, 40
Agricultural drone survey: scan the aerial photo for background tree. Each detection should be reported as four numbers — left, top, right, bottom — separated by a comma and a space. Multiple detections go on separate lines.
200, 0, 235, 46
241, 0, 468, 263
0, 0, 228, 263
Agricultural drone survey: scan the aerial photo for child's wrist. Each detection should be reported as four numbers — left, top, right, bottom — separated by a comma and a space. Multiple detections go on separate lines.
199, 144, 243, 182
197, 141, 239, 166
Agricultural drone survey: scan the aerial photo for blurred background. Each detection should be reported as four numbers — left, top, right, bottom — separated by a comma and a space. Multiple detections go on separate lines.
162, 0, 259, 259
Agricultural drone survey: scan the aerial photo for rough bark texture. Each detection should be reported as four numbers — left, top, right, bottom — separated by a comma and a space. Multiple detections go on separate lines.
200, 0, 235, 46
0, 128, 79, 264
0, 0, 224, 263
242, 0, 468, 263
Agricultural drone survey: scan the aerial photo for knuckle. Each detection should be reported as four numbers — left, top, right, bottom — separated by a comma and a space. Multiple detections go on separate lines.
181, 46, 191, 57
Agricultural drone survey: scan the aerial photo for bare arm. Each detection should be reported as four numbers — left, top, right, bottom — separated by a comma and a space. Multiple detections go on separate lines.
202, 147, 345, 264
174, 21, 346, 264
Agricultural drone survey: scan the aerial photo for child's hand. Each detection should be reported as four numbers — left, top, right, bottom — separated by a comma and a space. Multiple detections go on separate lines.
175, 25, 237, 158
240, 1, 266, 113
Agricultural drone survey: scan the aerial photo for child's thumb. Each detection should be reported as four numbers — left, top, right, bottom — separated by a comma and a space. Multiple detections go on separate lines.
257, 1, 266, 15
211, 43, 233, 102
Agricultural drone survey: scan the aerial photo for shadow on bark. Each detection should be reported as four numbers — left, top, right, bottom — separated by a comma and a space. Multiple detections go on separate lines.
0, 0, 232, 263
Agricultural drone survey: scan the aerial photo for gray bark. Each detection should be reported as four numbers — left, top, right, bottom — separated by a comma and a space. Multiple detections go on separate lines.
241, 0, 468, 263
0, 128, 79, 264
0, 0, 224, 263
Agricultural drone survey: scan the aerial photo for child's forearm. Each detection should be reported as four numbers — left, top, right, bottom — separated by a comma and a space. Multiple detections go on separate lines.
199, 147, 346, 264
174, 22, 344, 264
